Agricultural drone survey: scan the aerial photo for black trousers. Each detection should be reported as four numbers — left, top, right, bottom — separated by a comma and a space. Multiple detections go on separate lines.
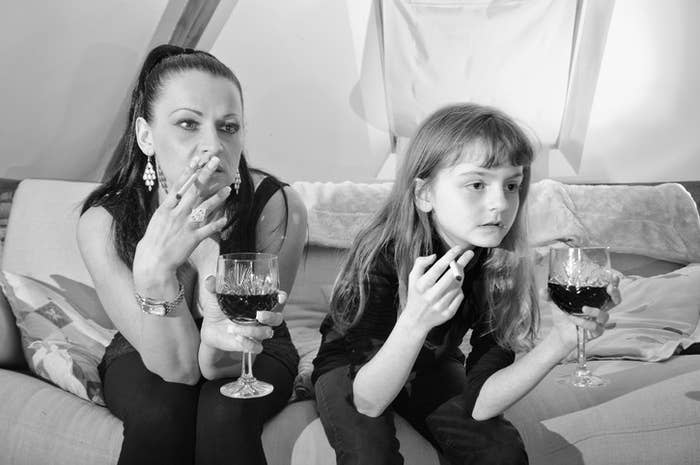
314, 360, 528, 465
101, 350, 294, 465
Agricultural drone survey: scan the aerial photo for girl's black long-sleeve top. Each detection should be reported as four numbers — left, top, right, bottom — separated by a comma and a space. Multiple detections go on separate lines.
312, 243, 515, 416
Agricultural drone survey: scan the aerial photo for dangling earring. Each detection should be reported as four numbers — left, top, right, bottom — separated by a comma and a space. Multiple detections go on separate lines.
155, 159, 168, 193
143, 155, 156, 191
233, 169, 241, 195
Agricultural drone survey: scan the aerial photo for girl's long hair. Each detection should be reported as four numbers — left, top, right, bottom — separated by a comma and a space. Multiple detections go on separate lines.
331, 103, 539, 352
81, 45, 285, 267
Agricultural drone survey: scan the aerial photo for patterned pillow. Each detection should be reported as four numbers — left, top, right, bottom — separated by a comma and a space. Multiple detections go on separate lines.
0, 271, 115, 405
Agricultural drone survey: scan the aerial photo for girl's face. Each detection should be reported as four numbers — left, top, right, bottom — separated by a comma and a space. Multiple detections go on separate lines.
418, 142, 524, 250
137, 69, 243, 197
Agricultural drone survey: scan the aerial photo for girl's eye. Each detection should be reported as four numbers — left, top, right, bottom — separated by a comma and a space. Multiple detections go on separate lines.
467, 182, 485, 191
221, 122, 240, 134
178, 120, 198, 130
505, 182, 521, 192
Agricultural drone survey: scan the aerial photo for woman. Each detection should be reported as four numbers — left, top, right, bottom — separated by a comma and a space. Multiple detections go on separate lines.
78, 45, 307, 465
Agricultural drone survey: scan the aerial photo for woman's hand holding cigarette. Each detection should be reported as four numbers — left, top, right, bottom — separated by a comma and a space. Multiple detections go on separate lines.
133, 157, 231, 291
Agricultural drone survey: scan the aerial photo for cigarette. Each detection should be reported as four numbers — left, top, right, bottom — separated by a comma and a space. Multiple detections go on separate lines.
449, 260, 463, 282
176, 161, 207, 199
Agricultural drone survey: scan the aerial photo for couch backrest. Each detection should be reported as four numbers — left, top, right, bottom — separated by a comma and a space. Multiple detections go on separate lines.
0, 178, 345, 344
4, 177, 696, 368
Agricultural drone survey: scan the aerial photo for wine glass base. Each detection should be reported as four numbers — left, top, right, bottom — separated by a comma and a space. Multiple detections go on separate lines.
220, 378, 274, 399
556, 373, 609, 388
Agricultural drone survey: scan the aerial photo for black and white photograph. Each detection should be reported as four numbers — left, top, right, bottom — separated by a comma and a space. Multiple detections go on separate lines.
0, 1, 699, 464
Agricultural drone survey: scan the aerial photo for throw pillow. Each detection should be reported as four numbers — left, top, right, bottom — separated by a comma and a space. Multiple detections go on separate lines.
0, 271, 115, 405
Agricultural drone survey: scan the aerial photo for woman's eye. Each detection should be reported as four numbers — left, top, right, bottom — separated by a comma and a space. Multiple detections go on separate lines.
505, 182, 521, 192
221, 122, 240, 134
467, 182, 485, 191
178, 120, 198, 130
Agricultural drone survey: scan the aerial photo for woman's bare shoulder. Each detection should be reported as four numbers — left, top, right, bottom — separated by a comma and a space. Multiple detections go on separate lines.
76, 205, 114, 252
78, 204, 112, 232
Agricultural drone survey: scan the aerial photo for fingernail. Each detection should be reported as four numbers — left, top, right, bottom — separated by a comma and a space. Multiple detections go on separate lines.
207, 156, 220, 168
220, 186, 232, 197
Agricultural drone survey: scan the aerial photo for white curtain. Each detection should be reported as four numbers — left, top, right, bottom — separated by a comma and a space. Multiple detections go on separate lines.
382, 0, 578, 151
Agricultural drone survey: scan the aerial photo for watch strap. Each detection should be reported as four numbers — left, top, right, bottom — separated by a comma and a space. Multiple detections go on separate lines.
135, 281, 185, 316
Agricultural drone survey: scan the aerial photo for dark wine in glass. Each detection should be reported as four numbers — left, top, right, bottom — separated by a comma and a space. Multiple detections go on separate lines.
216, 253, 279, 398
548, 247, 611, 387
547, 284, 610, 317
217, 293, 279, 323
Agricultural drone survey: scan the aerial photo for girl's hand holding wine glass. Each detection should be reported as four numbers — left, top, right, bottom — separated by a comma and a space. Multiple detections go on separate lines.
546, 247, 621, 387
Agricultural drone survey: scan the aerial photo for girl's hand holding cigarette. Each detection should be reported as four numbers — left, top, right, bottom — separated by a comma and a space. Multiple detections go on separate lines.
397, 246, 474, 335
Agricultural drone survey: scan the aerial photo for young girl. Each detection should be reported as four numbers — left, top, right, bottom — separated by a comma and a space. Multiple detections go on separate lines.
78, 45, 307, 465
312, 103, 618, 465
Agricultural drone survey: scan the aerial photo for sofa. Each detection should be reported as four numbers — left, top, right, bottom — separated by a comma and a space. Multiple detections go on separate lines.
1, 177, 700, 465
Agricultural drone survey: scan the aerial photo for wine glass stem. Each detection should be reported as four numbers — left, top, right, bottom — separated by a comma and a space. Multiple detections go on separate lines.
241, 351, 254, 380
576, 325, 589, 376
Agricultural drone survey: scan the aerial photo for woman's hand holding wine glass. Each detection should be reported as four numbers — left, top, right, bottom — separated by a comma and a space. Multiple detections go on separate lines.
200, 275, 285, 355
211, 253, 284, 398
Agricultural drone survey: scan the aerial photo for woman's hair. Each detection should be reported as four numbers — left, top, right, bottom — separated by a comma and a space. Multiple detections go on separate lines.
331, 103, 539, 352
82, 44, 285, 267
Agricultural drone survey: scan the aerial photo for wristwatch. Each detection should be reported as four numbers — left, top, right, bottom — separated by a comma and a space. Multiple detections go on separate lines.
135, 282, 185, 316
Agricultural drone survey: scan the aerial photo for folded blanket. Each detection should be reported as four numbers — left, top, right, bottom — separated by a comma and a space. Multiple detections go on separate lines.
528, 180, 700, 264
292, 179, 700, 264
291, 181, 393, 249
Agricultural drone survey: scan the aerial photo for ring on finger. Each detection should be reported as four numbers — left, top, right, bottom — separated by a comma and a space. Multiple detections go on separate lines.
190, 206, 208, 224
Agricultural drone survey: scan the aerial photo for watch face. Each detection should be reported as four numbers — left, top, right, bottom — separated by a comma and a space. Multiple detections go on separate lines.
142, 303, 168, 316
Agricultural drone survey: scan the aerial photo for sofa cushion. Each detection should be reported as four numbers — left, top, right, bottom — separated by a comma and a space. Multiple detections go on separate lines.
504, 356, 700, 464
0, 271, 115, 405
0, 369, 121, 465
0, 369, 441, 465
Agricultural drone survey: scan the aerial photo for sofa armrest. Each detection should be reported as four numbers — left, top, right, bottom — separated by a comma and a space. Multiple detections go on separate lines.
0, 288, 25, 369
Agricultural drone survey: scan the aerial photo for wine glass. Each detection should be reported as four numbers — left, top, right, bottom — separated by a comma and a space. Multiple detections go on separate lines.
216, 253, 279, 398
548, 247, 611, 387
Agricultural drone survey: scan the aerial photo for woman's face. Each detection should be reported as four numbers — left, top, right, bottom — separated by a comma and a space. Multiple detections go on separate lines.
137, 69, 243, 197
